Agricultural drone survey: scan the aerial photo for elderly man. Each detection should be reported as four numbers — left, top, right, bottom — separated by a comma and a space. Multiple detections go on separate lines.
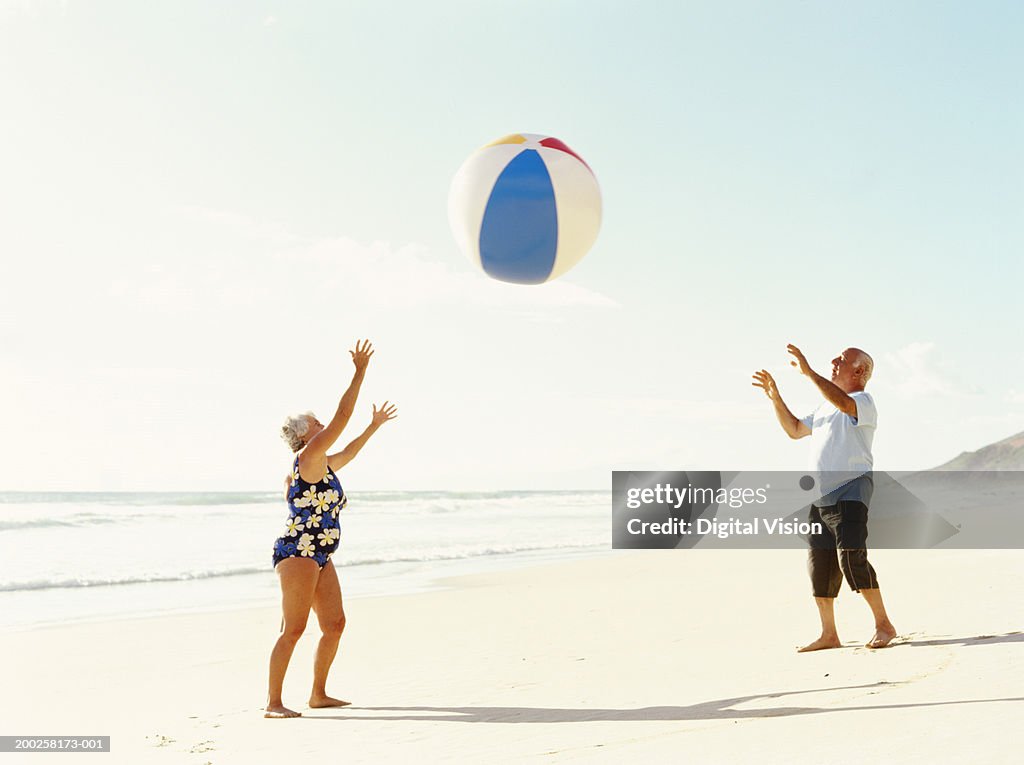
752, 345, 897, 651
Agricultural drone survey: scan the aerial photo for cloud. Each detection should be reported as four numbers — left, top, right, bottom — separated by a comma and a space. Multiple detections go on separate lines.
173, 205, 312, 247
162, 206, 617, 314
291, 236, 616, 312
263, 15, 277, 27
580, 395, 763, 424
877, 342, 979, 398
1005, 390, 1024, 405
0, 1, 66, 19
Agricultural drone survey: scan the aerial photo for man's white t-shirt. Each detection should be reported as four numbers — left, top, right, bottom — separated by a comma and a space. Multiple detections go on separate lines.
800, 391, 877, 506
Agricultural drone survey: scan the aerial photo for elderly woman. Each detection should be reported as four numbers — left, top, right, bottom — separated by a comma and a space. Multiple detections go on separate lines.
265, 339, 397, 719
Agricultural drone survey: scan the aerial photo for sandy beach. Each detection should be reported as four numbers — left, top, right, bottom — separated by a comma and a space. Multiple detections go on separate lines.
3, 548, 1021, 764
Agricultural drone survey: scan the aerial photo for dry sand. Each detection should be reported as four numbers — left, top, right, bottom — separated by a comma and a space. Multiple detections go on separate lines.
3, 549, 1022, 764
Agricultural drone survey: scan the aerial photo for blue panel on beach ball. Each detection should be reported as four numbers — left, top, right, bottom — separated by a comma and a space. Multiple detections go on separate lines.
478, 149, 558, 285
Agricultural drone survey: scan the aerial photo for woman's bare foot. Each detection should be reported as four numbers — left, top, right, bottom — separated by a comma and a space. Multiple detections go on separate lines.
264, 704, 302, 718
309, 694, 351, 708
866, 623, 897, 649
798, 634, 842, 652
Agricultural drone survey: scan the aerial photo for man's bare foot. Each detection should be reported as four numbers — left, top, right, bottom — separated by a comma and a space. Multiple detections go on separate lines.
264, 704, 302, 718
866, 623, 897, 649
309, 694, 351, 708
798, 634, 842, 652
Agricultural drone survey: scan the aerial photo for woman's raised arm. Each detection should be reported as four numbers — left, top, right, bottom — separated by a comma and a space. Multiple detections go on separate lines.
328, 401, 398, 471
299, 340, 374, 481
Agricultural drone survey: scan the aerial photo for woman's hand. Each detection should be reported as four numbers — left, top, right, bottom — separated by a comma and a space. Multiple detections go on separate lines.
326, 401, 398, 471
350, 339, 374, 372
371, 401, 398, 427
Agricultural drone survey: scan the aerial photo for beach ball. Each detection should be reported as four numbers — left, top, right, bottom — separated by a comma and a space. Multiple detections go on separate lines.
448, 133, 602, 285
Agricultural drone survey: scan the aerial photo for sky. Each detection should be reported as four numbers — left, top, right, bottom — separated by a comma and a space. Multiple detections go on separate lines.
1, 0, 1022, 491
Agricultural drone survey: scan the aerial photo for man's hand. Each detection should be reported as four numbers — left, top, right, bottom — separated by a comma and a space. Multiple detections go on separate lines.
350, 339, 374, 372
787, 344, 813, 377
752, 370, 780, 401
371, 401, 398, 427
753, 367, 810, 438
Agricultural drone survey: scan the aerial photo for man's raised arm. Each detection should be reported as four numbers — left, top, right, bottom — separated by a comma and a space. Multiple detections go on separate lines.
786, 344, 857, 417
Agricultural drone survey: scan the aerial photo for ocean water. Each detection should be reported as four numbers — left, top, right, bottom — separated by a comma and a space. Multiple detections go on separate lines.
0, 490, 610, 630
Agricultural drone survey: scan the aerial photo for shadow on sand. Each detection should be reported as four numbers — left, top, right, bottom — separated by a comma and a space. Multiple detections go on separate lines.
297, 632, 1023, 724
892, 630, 1023, 648
304, 681, 1023, 724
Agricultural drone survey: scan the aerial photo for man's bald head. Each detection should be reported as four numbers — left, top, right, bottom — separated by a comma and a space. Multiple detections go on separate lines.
831, 347, 874, 392
849, 348, 874, 384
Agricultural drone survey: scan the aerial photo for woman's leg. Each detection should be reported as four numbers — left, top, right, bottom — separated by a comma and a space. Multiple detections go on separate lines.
266, 557, 320, 718
309, 559, 350, 707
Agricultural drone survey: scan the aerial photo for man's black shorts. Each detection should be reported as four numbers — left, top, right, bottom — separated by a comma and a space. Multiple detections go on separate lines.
807, 501, 878, 597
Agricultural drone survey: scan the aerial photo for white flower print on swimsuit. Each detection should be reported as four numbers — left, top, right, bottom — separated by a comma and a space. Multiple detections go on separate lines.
272, 457, 348, 568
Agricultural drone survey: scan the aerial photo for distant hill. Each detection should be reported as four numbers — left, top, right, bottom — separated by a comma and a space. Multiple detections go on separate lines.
930, 430, 1024, 471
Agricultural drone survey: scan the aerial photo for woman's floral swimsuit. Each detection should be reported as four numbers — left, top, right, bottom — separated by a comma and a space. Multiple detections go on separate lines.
272, 458, 348, 569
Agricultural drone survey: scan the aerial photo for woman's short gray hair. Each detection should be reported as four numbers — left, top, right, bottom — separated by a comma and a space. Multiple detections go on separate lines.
280, 411, 315, 453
